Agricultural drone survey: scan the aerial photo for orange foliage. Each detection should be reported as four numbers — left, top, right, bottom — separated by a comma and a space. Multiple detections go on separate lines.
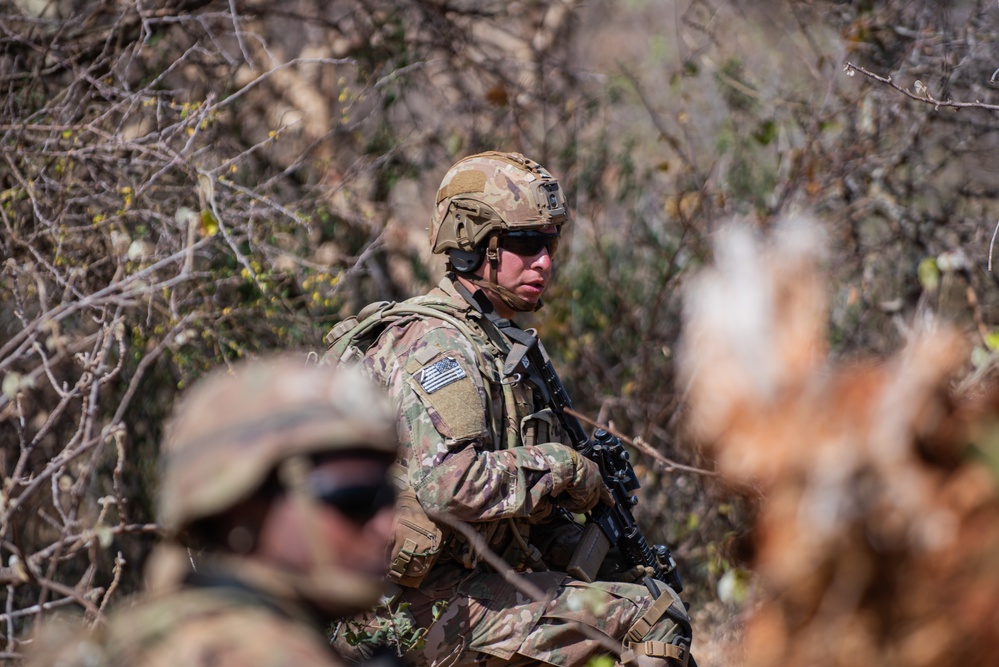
681, 219, 999, 667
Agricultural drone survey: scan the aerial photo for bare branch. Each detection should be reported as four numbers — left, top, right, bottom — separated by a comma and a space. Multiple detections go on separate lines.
844, 61, 999, 112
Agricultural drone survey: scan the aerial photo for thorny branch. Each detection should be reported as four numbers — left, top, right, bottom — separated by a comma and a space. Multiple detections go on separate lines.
843, 62, 999, 112
0, 0, 595, 659
566, 407, 717, 478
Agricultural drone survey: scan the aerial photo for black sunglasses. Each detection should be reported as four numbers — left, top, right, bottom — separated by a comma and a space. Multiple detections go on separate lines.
307, 476, 397, 525
498, 231, 560, 258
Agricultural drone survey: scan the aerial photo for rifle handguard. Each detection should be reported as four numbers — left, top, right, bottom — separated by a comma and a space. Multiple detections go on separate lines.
566, 521, 611, 583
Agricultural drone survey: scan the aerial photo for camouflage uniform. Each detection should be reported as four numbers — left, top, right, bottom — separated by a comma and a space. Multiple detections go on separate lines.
31, 549, 349, 667
341, 273, 692, 666
26, 358, 400, 667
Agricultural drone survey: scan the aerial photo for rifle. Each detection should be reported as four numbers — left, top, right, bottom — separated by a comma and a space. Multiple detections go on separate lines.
505, 330, 684, 594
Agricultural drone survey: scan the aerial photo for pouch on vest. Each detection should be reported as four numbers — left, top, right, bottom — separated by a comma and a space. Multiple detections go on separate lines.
323, 299, 491, 587
387, 486, 446, 588
520, 407, 562, 447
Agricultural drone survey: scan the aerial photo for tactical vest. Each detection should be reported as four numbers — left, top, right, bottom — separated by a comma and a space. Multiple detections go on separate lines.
28, 585, 296, 667
322, 294, 560, 584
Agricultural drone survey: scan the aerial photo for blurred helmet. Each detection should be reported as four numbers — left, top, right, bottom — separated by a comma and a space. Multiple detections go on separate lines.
158, 355, 397, 537
429, 151, 569, 270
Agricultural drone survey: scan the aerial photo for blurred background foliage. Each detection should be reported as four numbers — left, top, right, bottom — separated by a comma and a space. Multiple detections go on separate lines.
3, 0, 999, 663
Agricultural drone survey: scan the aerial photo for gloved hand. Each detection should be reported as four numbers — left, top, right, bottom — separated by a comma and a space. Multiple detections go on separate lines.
597, 550, 656, 583
607, 564, 656, 583
557, 450, 614, 513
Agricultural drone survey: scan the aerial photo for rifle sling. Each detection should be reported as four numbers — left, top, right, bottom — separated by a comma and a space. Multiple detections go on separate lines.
452, 278, 540, 373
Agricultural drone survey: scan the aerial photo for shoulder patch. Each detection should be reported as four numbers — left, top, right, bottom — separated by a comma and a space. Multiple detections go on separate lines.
417, 357, 466, 393
405, 351, 486, 442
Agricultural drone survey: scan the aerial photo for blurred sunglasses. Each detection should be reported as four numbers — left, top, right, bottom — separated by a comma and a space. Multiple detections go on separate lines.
307, 476, 397, 525
499, 230, 560, 258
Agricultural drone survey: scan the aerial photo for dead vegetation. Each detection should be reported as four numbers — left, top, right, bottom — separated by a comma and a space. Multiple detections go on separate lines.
4, 0, 999, 664
0, 0, 593, 659
681, 219, 999, 667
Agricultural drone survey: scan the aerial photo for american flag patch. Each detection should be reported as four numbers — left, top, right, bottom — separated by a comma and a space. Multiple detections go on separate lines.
418, 357, 466, 393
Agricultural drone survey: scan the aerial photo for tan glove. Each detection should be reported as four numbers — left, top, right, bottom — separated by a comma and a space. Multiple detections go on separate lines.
557, 450, 614, 513
597, 549, 657, 583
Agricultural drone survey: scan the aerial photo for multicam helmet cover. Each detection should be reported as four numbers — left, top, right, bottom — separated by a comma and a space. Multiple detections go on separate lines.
158, 356, 397, 536
429, 151, 569, 256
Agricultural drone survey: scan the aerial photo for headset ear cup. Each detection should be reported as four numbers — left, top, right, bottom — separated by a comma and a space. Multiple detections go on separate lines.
449, 248, 484, 272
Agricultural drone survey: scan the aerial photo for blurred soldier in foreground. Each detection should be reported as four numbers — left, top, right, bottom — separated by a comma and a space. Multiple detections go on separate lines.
26, 356, 399, 667
325, 152, 693, 666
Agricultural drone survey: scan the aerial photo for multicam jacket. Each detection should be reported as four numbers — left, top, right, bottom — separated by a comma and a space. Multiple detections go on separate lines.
331, 276, 695, 667
26, 556, 347, 667
358, 274, 580, 570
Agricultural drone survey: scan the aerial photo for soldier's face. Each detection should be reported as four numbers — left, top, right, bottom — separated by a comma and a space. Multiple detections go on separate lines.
255, 457, 396, 577
480, 224, 557, 318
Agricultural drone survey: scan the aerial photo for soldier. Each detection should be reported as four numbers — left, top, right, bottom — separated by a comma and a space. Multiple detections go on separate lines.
326, 152, 694, 666
26, 356, 399, 667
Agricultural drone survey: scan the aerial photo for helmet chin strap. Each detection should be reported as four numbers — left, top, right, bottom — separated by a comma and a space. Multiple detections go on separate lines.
456, 235, 543, 314
460, 274, 542, 313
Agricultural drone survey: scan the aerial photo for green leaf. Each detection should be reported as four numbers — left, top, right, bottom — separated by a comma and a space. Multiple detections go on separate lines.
95, 525, 114, 548
586, 655, 616, 667
971, 344, 992, 370
431, 600, 449, 621
2, 372, 34, 398
200, 209, 219, 237
717, 567, 753, 605
917, 257, 940, 292
752, 119, 777, 146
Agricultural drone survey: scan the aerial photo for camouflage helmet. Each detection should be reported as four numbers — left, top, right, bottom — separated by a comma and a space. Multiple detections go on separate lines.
158, 356, 397, 537
429, 151, 569, 259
